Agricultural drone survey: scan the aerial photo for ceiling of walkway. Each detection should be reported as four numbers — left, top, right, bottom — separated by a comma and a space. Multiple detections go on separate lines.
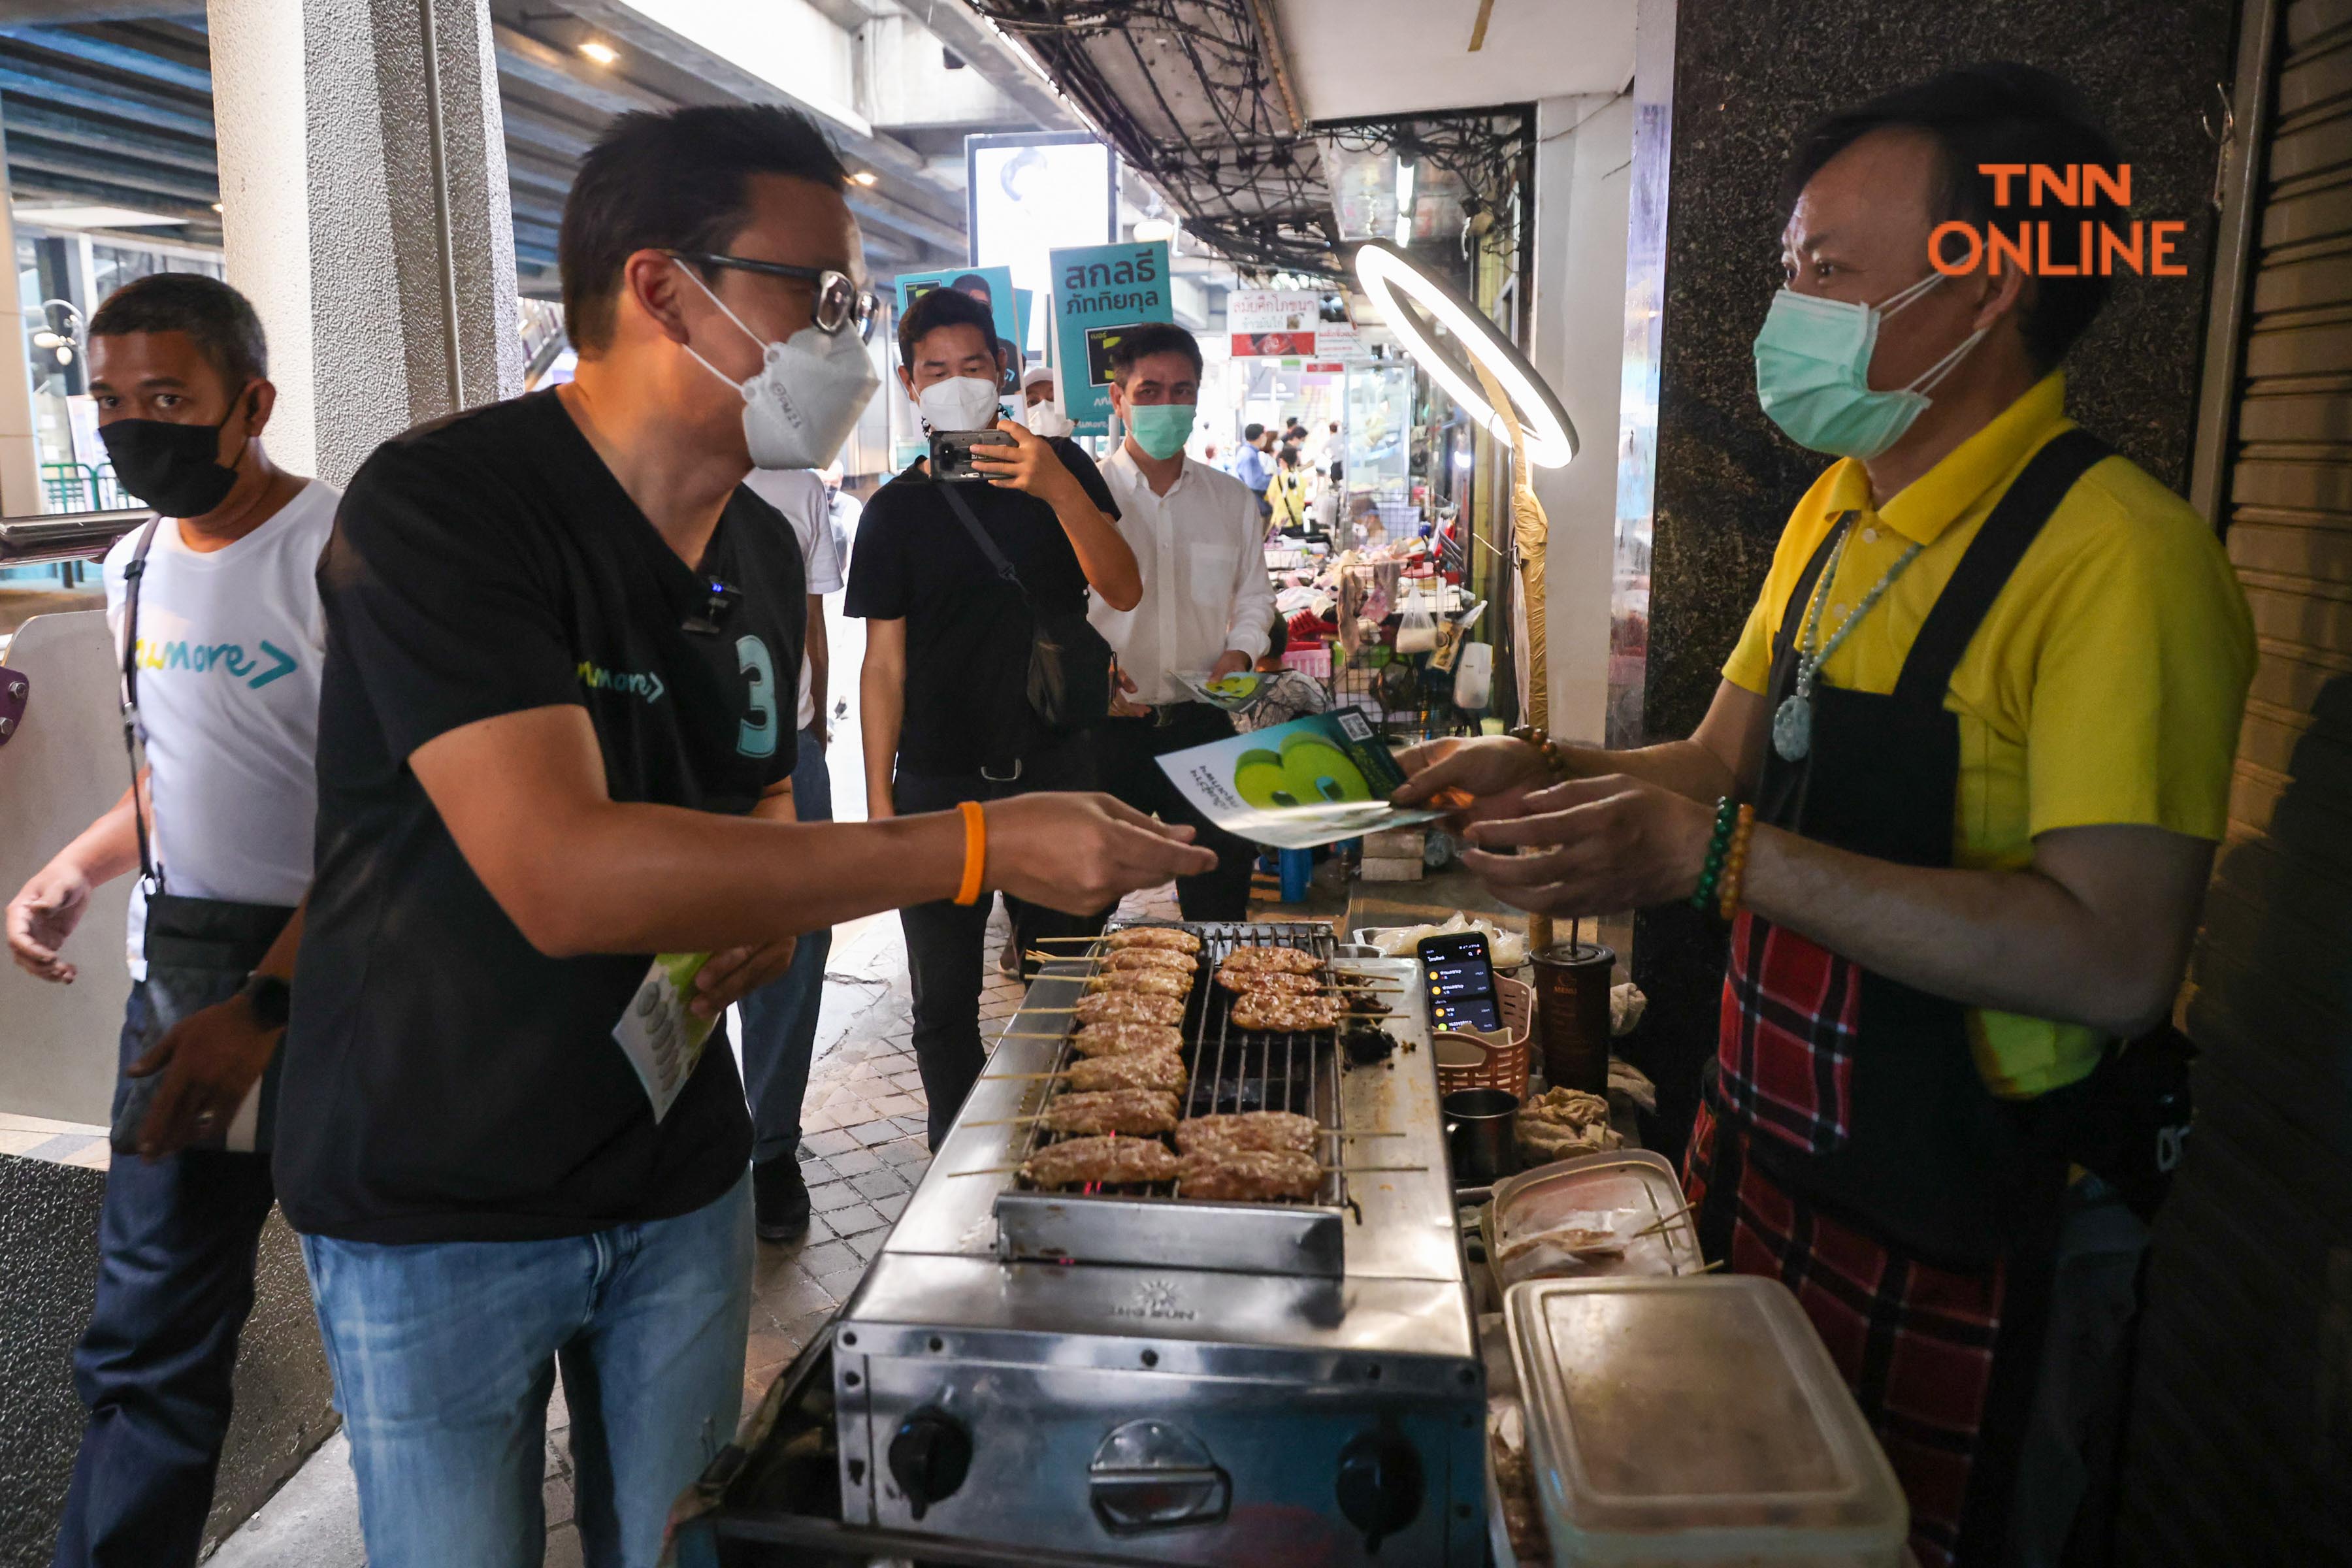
0, 1, 1065, 296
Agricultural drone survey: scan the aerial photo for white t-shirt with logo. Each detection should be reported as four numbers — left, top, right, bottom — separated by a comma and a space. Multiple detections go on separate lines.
102, 480, 338, 978
740, 468, 843, 734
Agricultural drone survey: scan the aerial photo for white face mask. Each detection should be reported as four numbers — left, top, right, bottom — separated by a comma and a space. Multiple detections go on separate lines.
1019, 399, 1076, 439
915, 375, 1004, 433
675, 265, 880, 470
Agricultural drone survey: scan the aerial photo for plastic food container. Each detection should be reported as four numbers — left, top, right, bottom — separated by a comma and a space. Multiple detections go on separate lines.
1483, 1150, 1700, 1286
1505, 1275, 1908, 1566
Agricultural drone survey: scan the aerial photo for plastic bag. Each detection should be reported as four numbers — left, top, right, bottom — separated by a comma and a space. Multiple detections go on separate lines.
1395, 587, 1437, 653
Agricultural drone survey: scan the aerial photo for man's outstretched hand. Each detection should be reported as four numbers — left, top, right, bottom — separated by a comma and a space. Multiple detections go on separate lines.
987, 794, 1218, 915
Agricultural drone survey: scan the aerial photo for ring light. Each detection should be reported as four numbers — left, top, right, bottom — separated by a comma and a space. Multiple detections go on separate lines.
1352, 240, 1577, 468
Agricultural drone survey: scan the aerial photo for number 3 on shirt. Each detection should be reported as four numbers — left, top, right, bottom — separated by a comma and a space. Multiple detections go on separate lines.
735, 634, 778, 759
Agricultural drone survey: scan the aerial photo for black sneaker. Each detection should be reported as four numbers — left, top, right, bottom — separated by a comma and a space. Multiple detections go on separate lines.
753, 1156, 811, 1243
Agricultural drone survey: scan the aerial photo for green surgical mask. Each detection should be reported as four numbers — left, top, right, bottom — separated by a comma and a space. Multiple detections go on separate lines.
1126, 402, 1195, 461
1752, 272, 1986, 459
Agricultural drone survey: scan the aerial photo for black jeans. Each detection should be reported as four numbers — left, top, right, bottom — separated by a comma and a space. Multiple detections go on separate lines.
52, 986, 277, 1568
894, 734, 1103, 1149
1097, 705, 1259, 922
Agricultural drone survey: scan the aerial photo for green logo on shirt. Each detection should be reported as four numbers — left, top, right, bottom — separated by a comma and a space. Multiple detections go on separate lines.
578, 661, 666, 704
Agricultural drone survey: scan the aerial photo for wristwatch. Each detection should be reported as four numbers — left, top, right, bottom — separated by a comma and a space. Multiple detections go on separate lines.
238, 972, 292, 1032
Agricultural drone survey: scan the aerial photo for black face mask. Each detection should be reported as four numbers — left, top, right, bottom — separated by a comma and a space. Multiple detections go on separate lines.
99, 389, 253, 518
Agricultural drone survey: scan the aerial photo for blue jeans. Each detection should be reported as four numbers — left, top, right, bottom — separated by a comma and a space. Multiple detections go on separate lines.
736, 727, 832, 1164
53, 986, 278, 1568
300, 1177, 753, 1568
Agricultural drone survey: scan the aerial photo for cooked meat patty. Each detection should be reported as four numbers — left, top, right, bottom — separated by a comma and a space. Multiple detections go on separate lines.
1074, 990, 1187, 1027
1217, 945, 1320, 975
1174, 1111, 1320, 1156
1104, 926, 1203, 954
1063, 1050, 1188, 1093
1174, 1148, 1325, 1203
1021, 1135, 1180, 1188
1228, 992, 1341, 1033
1039, 1089, 1182, 1136
1084, 969, 1191, 999
1215, 968, 1320, 996
1067, 1022, 1186, 1057
1101, 947, 1198, 975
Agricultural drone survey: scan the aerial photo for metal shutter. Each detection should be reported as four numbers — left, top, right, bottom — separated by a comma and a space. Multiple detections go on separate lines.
2122, 0, 2352, 1558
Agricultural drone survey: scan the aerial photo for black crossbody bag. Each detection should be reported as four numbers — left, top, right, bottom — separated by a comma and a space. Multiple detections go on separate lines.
936, 480, 1115, 736
108, 518, 295, 1156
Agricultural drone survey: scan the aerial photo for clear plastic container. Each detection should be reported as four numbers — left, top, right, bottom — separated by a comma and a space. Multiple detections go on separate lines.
1484, 1150, 1701, 1286
1505, 1275, 1908, 1566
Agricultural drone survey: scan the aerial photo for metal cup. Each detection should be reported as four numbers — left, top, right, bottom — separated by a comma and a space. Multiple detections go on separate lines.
1443, 1087, 1521, 1187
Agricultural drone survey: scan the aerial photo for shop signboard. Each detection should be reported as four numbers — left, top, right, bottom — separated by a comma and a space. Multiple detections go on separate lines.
1048, 238, 1175, 437
1315, 293, 1362, 358
895, 265, 1022, 395
1231, 289, 1320, 356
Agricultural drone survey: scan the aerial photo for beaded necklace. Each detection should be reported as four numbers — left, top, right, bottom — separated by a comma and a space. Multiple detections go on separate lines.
1770, 514, 1925, 762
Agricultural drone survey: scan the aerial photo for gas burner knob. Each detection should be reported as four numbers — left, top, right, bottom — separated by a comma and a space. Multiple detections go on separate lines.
887, 1407, 972, 1522
1334, 1427, 1422, 1554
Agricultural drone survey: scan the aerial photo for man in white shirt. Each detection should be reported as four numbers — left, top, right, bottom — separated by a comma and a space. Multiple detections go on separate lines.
736, 466, 843, 1243
1091, 323, 1276, 920
3, 274, 335, 1568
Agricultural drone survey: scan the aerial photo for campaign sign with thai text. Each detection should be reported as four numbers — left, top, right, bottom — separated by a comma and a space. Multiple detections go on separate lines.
1050, 240, 1174, 436
896, 265, 1022, 393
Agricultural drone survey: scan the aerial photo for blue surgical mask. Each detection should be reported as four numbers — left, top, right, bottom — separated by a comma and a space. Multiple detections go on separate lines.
1752, 271, 1987, 459
1126, 403, 1195, 461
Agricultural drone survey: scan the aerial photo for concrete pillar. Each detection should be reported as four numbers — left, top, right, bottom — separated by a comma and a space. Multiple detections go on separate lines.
1527, 91, 1633, 747
208, 0, 522, 489
0, 115, 44, 515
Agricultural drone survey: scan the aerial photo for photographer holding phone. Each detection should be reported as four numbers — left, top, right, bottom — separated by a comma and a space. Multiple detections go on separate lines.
848, 285, 1141, 1146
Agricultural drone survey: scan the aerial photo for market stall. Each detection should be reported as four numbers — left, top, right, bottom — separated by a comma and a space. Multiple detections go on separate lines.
667, 915, 1910, 1567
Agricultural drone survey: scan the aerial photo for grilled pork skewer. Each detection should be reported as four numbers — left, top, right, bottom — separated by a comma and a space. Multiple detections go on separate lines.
1174, 1148, 1325, 1203
1098, 947, 1199, 974
1054, 1051, 1188, 1092
1228, 992, 1341, 1033
1083, 969, 1192, 999
1217, 946, 1321, 975
1175, 1111, 1319, 1156
1066, 1021, 1186, 1056
1215, 968, 1320, 996
1020, 1135, 1181, 1188
1024, 926, 1202, 954
1038, 1088, 1181, 1135
1066, 992, 1187, 1027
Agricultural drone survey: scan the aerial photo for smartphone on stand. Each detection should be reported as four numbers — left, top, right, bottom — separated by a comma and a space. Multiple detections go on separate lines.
1418, 930, 1502, 1032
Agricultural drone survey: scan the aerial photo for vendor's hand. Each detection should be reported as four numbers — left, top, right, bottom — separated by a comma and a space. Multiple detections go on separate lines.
987, 793, 1218, 915
125, 994, 282, 1158
1389, 735, 1554, 822
1457, 775, 1717, 919
693, 938, 798, 1019
8, 862, 93, 984
968, 419, 1075, 504
1209, 649, 1252, 682
1109, 666, 1149, 719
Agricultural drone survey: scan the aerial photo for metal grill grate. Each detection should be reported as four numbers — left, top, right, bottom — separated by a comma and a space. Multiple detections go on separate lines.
1013, 921, 1346, 1208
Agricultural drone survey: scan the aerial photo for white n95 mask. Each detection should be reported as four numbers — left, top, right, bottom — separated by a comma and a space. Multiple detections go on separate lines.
1020, 399, 1077, 439
916, 376, 1005, 433
676, 265, 880, 470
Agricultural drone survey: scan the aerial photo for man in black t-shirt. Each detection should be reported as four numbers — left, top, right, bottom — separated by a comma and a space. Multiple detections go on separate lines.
279, 106, 1207, 1568
848, 286, 1141, 1147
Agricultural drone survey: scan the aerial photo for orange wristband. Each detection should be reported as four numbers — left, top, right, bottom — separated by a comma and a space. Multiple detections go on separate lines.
953, 800, 987, 907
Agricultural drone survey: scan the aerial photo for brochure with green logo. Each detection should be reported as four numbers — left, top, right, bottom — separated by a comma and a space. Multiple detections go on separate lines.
612, 951, 718, 1120
1171, 669, 1271, 711
1153, 705, 1445, 850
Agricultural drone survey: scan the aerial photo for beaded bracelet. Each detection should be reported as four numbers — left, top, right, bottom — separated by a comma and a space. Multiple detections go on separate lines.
1717, 804, 1757, 920
1507, 724, 1569, 781
1689, 795, 1739, 912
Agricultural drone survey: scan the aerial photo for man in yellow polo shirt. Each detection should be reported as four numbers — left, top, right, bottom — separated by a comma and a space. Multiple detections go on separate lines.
1397, 65, 2252, 1567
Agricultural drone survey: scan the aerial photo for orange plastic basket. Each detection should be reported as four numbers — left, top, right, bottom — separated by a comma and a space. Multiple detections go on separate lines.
1434, 974, 1534, 1100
